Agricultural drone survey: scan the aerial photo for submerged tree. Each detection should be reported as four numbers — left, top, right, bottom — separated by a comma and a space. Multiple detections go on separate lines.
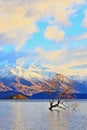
44, 73, 76, 111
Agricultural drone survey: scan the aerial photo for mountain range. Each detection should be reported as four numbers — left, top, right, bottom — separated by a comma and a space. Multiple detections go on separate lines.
0, 65, 87, 99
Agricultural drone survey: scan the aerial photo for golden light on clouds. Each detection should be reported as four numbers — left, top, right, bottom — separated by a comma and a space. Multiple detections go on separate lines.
10, 46, 87, 79
0, 0, 85, 50
0, 0, 86, 78
45, 26, 65, 42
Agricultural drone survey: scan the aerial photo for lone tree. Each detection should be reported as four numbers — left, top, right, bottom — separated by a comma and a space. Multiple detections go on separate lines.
44, 73, 76, 111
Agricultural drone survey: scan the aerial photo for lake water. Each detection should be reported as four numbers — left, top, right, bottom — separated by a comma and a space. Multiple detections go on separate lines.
0, 100, 87, 130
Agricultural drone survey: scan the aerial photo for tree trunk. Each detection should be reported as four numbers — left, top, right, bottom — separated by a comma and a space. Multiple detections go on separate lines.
49, 98, 66, 111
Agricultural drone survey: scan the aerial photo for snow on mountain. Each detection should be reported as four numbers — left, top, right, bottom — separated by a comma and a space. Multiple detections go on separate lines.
10, 64, 54, 81
0, 64, 47, 80
0, 65, 15, 79
0, 65, 87, 98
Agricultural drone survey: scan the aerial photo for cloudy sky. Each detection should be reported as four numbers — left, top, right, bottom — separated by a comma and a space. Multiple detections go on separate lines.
0, 0, 87, 78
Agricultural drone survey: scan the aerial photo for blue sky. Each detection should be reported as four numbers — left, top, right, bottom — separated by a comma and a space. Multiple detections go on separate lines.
0, 0, 87, 78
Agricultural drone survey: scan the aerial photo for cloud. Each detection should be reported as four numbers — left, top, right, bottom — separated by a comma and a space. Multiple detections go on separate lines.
0, 10, 38, 50
0, 0, 86, 50
35, 47, 87, 76
82, 10, 87, 28
0, 2, 39, 51
74, 32, 87, 40
16, 57, 27, 67
69, 32, 87, 41
10, 46, 87, 79
6, 54, 87, 79
0, 48, 33, 67
36, 48, 65, 63
63, 32, 87, 44
45, 26, 65, 42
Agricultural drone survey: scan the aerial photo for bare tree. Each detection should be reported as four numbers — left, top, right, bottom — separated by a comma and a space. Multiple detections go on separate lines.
45, 73, 76, 111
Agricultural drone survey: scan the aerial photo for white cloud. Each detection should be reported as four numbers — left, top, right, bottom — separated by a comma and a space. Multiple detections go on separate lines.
36, 47, 87, 76
45, 26, 65, 42
0, 0, 86, 50
10, 46, 87, 79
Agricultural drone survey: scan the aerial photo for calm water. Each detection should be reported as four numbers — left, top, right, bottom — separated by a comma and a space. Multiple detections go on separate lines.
0, 100, 87, 130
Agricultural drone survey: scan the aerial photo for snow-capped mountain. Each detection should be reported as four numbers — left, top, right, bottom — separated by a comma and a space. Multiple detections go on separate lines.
11, 65, 49, 80
0, 65, 87, 99
0, 64, 49, 81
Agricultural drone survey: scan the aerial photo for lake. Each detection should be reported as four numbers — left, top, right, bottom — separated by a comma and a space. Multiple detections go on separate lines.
0, 100, 87, 130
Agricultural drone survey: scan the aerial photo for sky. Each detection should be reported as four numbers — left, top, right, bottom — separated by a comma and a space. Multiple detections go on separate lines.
0, 0, 87, 79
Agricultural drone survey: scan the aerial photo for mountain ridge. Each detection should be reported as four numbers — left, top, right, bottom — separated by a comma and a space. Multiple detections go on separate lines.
0, 66, 87, 99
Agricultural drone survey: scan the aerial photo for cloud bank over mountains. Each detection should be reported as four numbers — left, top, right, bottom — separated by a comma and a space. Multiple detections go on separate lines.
0, 0, 87, 78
